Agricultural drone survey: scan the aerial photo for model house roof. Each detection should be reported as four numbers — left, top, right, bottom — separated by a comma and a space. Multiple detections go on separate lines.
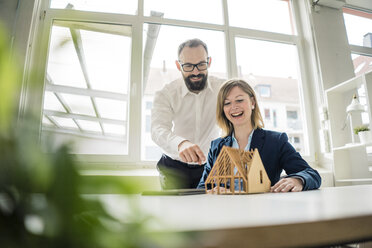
205, 146, 271, 194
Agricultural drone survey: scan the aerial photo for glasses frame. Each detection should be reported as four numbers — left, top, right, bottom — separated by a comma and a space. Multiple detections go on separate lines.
178, 57, 210, 72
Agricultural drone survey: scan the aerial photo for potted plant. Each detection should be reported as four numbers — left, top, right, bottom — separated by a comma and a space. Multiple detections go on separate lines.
354, 125, 371, 144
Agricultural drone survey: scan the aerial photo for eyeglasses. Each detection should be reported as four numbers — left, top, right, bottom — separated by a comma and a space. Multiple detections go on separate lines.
178, 58, 209, 72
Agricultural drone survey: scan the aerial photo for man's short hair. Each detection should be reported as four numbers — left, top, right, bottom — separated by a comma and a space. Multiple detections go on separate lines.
177, 38, 208, 58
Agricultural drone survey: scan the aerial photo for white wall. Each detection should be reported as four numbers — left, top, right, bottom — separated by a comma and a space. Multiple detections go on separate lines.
310, 4, 355, 90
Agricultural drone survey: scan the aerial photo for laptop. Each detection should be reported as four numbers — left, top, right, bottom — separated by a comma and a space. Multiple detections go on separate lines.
142, 188, 206, 196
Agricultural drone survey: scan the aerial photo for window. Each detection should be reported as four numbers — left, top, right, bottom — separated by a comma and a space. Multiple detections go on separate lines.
145, 115, 151, 133
343, 8, 372, 47
50, 0, 138, 15
264, 108, 271, 120
41, 20, 131, 155
228, 0, 295, 35
287, 110, 298, 119
286, 109, 302, 132
343, 8, 372, 75
288, 135, 301, 152
255, 85, 271, 98
144, 0, 223, 24
141, 24, 227, 160
146, 101, 152, 110
351, 53, 372, 76
235, 37, 308, 153
30, 0, 312, 166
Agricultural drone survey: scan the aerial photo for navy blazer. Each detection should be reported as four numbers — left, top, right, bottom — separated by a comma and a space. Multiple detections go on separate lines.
197, 129, 321, 191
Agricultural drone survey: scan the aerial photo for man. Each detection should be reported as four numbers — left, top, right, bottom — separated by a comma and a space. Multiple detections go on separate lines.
151, 38, 225, 189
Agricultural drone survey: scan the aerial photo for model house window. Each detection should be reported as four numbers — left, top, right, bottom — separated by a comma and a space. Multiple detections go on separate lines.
32, 0, 312, 165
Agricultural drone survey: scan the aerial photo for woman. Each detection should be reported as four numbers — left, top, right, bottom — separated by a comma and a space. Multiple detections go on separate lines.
197, 79, 321, 192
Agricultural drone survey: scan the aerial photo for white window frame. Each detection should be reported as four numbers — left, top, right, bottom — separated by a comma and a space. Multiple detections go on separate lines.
22, 0, 317, 168
345, 7, 372, 62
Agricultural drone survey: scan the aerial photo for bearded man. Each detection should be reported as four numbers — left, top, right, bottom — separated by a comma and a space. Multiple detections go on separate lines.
151, 38, 225, 189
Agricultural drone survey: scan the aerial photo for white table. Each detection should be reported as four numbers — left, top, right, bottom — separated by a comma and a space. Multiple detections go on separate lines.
98, 185, 372, 248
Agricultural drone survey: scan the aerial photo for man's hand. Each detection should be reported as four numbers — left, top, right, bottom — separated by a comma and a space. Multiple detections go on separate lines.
270, 177, 303, 193
178, 140, 206, 165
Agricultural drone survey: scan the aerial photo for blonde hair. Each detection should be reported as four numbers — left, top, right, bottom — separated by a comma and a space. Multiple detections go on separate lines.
216, 79, 264, 137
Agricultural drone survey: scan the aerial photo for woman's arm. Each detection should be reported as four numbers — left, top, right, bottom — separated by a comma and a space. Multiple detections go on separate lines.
277, 132, 322, 191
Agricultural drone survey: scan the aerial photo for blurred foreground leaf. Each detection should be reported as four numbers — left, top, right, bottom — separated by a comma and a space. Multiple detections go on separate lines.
0, 24, 186, 248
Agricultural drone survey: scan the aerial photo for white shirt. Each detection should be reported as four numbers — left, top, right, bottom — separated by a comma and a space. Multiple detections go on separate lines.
231, 130, 254, 151
151, 76, 225, 161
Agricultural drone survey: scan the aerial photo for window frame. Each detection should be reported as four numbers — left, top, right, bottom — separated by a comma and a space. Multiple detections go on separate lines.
343, 7, 372, 71
23, 0, 317, 168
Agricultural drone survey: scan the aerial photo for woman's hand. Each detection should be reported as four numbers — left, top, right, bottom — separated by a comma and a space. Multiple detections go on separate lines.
270, 177, 303, 193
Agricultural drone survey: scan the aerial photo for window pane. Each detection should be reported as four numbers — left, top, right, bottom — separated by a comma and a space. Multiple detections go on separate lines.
235, 37, 308, 154
43, 91, 66, 112
50, 0, 138, 15
60, 93, 96, 116
343, 8, 372, 47
144, 0, 223, 24
141, 24, 227, 160
42, 21, 131, 155
47, 25, 86, 88
351, 53, 372, 76
76, 119, 101, 132
95, 98, 127, 121
51, 116, 78, 129
228, 0, 295, 35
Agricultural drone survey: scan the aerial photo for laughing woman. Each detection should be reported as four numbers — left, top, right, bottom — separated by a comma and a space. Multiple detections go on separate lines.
197, 79, 321, 192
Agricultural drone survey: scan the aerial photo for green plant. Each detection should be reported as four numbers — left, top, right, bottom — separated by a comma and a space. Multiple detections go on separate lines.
0, 24, 185, 248
353, 125, 370, 135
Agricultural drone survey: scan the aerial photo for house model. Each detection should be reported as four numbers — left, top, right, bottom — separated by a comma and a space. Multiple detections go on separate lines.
205, 146, 271, 194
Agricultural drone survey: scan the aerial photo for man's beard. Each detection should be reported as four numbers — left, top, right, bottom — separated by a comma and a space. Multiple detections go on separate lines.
183, 73, 208, 92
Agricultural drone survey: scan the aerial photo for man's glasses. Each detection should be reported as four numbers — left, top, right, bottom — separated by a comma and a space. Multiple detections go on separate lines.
179, 58, 209, 72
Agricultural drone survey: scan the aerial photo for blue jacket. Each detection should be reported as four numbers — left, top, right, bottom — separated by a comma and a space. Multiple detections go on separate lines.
197, 129, 321, 191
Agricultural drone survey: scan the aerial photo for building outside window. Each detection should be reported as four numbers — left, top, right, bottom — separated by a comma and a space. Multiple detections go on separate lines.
287, 110, 298, 120
255, 84, 271, 98
264, 108, 271, 120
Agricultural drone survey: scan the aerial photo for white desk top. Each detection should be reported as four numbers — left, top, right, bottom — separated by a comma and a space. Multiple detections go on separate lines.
97, 185, 372, 247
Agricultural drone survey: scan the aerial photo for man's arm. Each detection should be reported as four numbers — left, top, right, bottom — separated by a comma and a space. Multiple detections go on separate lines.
151, 90, 184, 157
151, 90, 206, 164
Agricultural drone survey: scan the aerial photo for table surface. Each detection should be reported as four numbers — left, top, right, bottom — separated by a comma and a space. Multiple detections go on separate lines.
97, 185, 372, 248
